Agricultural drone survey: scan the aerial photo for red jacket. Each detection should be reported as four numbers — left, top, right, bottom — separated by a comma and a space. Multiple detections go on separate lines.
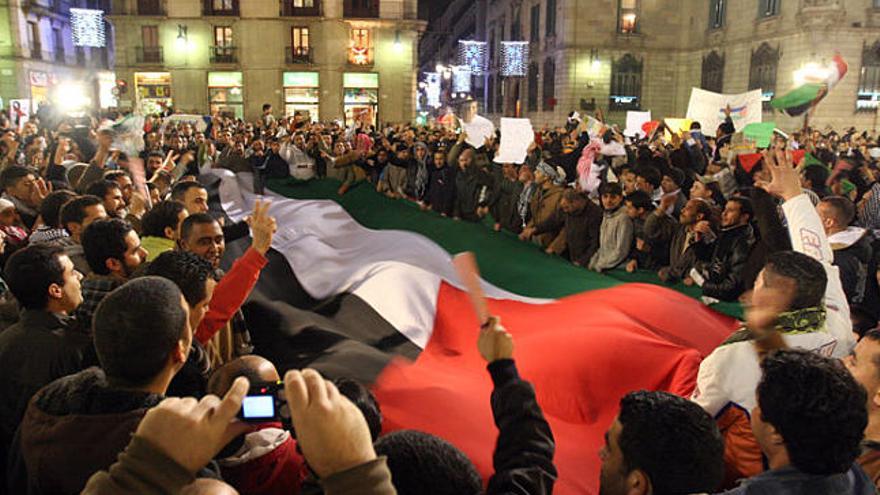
196, 247, 267, 344
219, 425, 306, 495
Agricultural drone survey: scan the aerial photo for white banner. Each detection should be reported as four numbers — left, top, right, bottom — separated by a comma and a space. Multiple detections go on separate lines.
493, 118, 533, 164
686, 88, 763, 134
624, 111, 651, 138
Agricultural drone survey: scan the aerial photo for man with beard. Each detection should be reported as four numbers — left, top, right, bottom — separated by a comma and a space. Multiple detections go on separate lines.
597, 391, 724, 495
691, 196, 755, 302
524, 162, 565, 247
177, 200, 275, 369
522, 189, 602, 265
86, 180, 127, 219
489, 162, 525, 233
657, 198, 717, 284
75, 218, 148, 331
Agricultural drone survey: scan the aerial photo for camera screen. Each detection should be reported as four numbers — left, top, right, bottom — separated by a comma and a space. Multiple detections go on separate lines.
241, 395, 275, 419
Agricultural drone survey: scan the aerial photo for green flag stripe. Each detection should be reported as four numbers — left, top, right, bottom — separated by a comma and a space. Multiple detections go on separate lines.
770, 83, 823, 110
268, 178, 743, 319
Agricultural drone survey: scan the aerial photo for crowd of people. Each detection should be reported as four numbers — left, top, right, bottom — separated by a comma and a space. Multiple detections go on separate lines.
0, 97, 876, 494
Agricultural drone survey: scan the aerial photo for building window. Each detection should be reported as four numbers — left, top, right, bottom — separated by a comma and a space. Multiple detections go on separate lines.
349, 28, 372, 65
28, 21, 41, 59
283, 0, 319, 15
758, 0, 779, 17
701, 51, 725, 93
213, 0, 233, 10
858, 41, 880, 111
212, 26, 236, 63
709, 0, 725, 29
546, 0, 556, 37
208, 71, 244, 119
619, 0, 638, 34
290, 27, 311, 63
542, 57, 556, 111
527, 63, 539, 112
283, 72, 319, 120
53, 27, 65, 62
748, 42, 779, 111
344, 0, 379, 18
511, 6, 522, 40
138, 0, 163, 15
206, 0, 238, 15
138, 25, 162, 63
530, 4, 540, 43
610, 53, 642, 111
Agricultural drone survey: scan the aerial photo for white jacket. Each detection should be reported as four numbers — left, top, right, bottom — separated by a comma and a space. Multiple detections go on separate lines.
693, 193, 855, 417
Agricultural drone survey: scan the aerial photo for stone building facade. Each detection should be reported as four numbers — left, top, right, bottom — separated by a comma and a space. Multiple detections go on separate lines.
427, 0, 880, 131
109, 0, 424, 124
0, 0, 115, 115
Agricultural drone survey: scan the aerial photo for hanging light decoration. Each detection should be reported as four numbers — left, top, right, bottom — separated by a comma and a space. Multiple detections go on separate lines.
425, 72, 441, 109
452, 66, 471, 93
458, 40, 488, 75
500, 41, 529, 77
70, 8, 106, 47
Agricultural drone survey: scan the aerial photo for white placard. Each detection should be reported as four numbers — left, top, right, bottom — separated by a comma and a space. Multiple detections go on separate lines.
493, 118, 533, 165
686, 88, 762, 134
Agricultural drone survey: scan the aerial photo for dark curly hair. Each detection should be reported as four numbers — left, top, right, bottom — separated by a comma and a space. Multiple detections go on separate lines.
757, 349, 867, 475
143, 250, 215, 307
617, 390, 724, 494
374, 430, 481, 495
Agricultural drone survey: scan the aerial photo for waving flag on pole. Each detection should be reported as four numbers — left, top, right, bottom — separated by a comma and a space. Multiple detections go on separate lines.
771, 54, 848, 116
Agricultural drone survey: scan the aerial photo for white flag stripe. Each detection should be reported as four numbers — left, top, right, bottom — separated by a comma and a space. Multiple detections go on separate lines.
214, 170, 549, 348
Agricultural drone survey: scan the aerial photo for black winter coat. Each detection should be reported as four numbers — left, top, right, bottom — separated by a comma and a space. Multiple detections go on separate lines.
696, 223, 755, 301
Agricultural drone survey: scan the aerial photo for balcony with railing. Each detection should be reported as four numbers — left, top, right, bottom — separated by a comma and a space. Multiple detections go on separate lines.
203, 0, 240, 16
137, 0, 166, 15
136, 46, 163, 64
286, 46, 313, 64
344, 0, 378, 18
281, 0, 320, 16
210, 46, 238, 63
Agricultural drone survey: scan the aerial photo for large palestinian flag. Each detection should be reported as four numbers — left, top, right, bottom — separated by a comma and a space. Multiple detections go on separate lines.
209, 170, 740, 494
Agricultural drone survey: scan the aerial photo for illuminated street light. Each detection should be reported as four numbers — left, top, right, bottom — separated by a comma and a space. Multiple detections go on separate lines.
393, 30, 403, 53
55, 81, 92, 113
793, 62, 831, 86
175, 24, 188, 50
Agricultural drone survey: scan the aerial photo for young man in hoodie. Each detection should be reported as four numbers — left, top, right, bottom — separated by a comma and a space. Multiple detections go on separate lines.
818, 195, 876, 306
588, 182, 634, 272
10, 277, 192, 494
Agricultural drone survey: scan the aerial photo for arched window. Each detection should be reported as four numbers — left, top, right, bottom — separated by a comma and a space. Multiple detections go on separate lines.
748, 43, 779, 111
527, 63, 539, 112
542, 57, 556, 111
701, 51, 725, 93
858, 41, 880, 111
610, 53, 642, 111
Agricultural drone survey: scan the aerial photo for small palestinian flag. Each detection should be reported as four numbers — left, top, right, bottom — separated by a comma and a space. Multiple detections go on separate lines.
771, 54, 848, 116
209, 171, 739, 494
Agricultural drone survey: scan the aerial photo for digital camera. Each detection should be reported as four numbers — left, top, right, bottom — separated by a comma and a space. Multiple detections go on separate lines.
237, 380, 291, 425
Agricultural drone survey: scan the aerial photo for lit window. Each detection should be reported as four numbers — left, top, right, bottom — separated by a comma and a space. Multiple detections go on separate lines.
610, 53, 642, 110
619, 0, 638, 34
349, 28, 371, 65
